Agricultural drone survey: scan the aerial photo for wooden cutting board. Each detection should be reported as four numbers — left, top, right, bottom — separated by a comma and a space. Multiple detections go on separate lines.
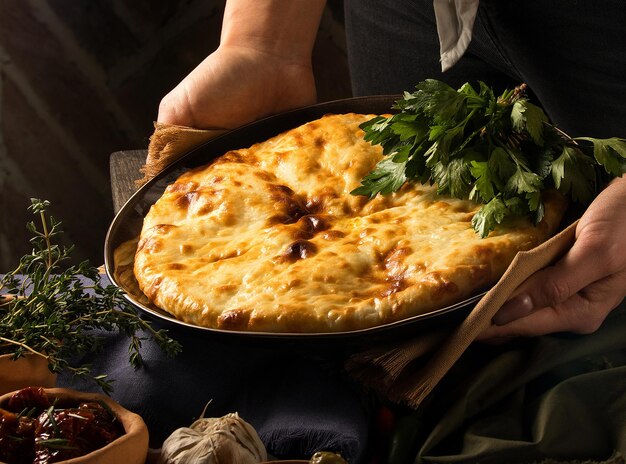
109, 150, 145, 213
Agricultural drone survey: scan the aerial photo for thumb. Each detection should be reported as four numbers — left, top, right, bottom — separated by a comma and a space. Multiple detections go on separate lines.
493, 236, 608, 326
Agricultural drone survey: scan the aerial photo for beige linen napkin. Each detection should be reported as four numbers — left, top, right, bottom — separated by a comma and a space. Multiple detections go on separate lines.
136, 122, 227, 187
345, 220, 578, 408
139, 122, 578, 410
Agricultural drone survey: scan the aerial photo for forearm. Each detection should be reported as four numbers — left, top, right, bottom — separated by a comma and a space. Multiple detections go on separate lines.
220, 0, 326, 62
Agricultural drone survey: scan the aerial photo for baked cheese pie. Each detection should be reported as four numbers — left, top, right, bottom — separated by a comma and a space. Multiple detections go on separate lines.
133, 113, 565, 333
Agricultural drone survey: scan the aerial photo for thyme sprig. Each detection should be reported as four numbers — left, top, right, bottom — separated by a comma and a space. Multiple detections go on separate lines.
0, 199, 181, 394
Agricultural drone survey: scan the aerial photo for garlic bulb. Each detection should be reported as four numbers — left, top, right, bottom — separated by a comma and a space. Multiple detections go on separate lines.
158, 412, 267, 464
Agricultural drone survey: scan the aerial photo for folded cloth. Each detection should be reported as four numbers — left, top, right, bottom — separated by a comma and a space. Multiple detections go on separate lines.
345, 219, 579, 408
57, 301, 369, 462
136, 122, 227, 187
413, 299, 626, 463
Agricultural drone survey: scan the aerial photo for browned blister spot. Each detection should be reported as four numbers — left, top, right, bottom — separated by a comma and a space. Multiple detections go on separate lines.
292, 132, 304, 145
380, 278, 407, 298
153, 224, 176, 234
289, 229, 314, 241
136, 237, 148, 253
342, 202, 355, 216
267, 184, 309, 224
215, 284, 238, 293
179, 244, 194, 255
175, 191, 198, 210
353, 195, 370, 210
218, 308, 250, 330
359, 227, 376, 238
268, 183, 296, 196
137, 236, 163, 254
279, 279, 303, 290
218, 151, 245, 164
254, 170, 273, 181
373, 244, 413, 297
321, 230, 346, 240
458, 212, 474, 223
277, 240, 318, 263
422, 271, 459, 299
468, 265, 490, 284
219, 248, 245, 260
197, 203, 215, 215
305, 197, 324, 214
306, 121, 319, 131
369, 212, 392, 225
267, 214, 296, 226
166, 181, 199, 193
471, 243, 496, 261
167, 263, 185, 270
297, 215, 329, 234
314, 136, 326, 149
138, 224, 176, 253
384, 246, 412, 267
219, 210, 238, 227
275, 151, 288, 163
144, 276, 163, 300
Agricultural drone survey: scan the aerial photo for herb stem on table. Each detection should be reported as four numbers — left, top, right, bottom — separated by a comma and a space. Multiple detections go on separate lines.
0, 199, 182, 394
0, 336, 49, 359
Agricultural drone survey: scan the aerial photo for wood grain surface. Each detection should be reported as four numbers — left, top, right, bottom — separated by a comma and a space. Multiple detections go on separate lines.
109, 150, 145, 213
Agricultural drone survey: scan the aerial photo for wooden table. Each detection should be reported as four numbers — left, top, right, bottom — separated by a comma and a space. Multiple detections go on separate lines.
109, 150, 146, 213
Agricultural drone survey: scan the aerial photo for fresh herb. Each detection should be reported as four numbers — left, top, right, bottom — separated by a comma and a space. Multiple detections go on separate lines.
45, 405, 60, 435
0, 199, 181, 393
96, 399, 117, 422
36, 438, 78, 450
352, 79, 626, 236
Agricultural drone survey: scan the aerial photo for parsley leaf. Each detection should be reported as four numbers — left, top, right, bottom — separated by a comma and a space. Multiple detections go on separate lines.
350, 157, 408, 198
469, 160, 496, 202
506, 164, 544, 196
511, 100, 548, 145
575, 137, 626, 177
472, 196, 510, 238
353, 79, 626, 236
551, 145, 596, 203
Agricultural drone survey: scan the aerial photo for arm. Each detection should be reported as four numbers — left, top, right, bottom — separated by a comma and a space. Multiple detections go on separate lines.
479, 176, 626, 341
158, 0, 326, 129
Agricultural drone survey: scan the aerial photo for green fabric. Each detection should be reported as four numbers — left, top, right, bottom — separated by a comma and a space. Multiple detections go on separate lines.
412, 300, 626, 464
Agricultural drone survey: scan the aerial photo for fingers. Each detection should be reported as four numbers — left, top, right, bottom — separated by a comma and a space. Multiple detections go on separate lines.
479, 213, 626, 340
491, 217, 625, 326
478, 268, 626, 340
158, 85, 196, 127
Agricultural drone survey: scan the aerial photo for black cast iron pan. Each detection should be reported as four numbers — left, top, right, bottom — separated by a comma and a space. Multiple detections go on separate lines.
103, 96, 486, 352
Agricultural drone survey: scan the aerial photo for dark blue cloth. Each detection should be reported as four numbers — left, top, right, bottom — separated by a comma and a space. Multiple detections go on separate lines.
57, 279, 370, 462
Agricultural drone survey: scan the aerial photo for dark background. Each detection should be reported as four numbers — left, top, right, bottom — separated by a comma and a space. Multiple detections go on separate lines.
0, 0, 351, 270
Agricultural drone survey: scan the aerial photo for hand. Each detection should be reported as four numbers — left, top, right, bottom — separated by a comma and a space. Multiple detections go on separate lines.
478, 176, 626, 341
157, 44, 317, 130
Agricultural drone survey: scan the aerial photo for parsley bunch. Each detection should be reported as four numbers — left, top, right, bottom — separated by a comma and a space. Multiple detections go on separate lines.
0, 199, 181, 393
352, 79, 626, 236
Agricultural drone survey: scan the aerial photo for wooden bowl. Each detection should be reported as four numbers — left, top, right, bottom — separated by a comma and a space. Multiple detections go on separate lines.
0, 353, 57, 395
0, 387, 149, 464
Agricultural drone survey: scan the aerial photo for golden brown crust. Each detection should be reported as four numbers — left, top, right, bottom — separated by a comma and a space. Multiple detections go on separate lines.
133, 113, 566, 333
